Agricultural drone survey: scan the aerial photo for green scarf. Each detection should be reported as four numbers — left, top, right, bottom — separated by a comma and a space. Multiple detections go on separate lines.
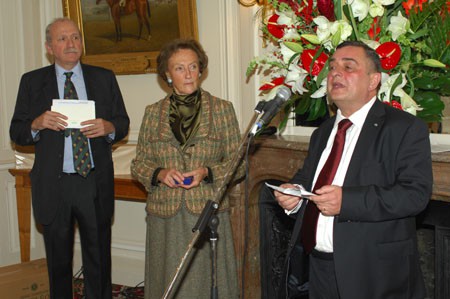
169, 89, 202, 147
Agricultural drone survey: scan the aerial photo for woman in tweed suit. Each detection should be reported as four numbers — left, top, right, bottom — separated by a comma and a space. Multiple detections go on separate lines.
131, 39, 244, 298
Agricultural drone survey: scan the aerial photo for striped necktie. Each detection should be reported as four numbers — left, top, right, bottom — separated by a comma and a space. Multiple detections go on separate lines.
64, 72, 92, 177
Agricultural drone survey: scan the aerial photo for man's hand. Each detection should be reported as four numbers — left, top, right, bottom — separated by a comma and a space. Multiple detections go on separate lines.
31, 111, 67, 132
274, 183, 302, 211
309, 185, 342, 216
80, 118, 115, 138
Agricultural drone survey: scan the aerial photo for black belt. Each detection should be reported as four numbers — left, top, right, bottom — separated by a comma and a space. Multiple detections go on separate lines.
311, 249, 333, 260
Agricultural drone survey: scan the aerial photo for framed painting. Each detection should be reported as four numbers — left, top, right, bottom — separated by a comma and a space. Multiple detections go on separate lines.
62, 0, 198, 75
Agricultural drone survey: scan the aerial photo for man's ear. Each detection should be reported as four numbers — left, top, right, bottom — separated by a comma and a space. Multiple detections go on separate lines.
45, 42, 53, 56
369, 72, 381, 92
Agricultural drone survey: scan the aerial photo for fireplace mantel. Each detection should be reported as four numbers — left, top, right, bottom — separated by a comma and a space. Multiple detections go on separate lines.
231, 135, 450, 298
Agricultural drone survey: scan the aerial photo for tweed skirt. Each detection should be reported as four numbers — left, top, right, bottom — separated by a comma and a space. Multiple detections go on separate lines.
144, 205, 239, 299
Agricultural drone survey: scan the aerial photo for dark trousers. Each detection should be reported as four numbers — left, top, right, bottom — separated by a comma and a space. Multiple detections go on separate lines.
308, 251, 340, 299
42, 171, 112, 299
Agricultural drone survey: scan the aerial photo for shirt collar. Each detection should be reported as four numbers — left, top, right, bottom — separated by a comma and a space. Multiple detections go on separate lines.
55, 62, 82, 80
335, 97, 377, 129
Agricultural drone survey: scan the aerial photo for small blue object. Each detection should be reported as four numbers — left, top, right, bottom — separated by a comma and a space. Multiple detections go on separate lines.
175, 176, 193, 185
183, 176, 193, 185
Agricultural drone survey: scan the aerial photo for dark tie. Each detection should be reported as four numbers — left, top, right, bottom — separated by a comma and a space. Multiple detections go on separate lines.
300, 119, 353, 254
64, 72, 92, 177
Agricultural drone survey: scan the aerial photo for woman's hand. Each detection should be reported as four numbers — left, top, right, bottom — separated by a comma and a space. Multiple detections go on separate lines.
157, 168, 186, 188
179, 167, 208, 190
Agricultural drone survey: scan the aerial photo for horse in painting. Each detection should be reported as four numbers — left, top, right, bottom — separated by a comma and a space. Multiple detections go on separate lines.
96, 0, 151, 42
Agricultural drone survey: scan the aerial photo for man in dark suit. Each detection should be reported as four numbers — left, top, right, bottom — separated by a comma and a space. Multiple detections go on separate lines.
10, 17, 129, 298
274, 41, 432, 299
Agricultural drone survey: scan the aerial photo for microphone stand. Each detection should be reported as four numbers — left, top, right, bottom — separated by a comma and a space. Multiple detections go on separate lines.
162, 111, 261, 299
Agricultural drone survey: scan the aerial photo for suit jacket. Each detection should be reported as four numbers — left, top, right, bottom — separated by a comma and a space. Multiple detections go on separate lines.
10, 64, 130, 225
283, 100, 432, 299
131, 89, 245, 217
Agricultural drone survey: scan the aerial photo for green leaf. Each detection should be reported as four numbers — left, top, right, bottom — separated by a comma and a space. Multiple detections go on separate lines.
284, 41, 303, 53
413, 76, 441, 90
414, 91, 445, 111
295, 96, 311, 115
306, 98, 326, 121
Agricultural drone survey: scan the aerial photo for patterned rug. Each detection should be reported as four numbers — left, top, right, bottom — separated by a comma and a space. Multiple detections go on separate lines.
73, 278, 144, 299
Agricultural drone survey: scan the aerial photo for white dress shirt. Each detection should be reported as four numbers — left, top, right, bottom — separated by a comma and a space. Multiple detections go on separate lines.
286, 97, 377, 252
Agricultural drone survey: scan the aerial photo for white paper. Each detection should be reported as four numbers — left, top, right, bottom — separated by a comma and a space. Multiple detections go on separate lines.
265, 182, 316, 198
51, 99, 95, 128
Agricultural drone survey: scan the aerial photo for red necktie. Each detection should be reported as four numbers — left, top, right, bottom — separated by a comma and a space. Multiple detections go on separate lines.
300, 119, 353, 254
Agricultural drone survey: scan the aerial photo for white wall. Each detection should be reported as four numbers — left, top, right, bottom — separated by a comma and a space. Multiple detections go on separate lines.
0, 0, 260, 286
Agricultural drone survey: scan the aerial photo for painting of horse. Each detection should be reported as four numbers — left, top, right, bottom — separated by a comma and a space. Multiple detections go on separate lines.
96, 0, 151, 41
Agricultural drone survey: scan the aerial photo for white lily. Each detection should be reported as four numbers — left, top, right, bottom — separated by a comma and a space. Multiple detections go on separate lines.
361, 39, 380, 50
388, 11, 411, 41
394, 88, 423, 115
276, 10, 297, 27
314, 16, 332, 43
282, 27, 302, 41
311, 78, 328, 99
280, 43, 297, 64
285, 61, 309, 95
369, 3, 385, 17
348, 0, 370, 21
329, 20, 353, 48
373, 0, 395, 6
378, 72, 400, 101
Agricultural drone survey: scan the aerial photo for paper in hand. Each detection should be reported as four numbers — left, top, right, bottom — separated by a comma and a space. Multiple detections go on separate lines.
265, 182, 316, 198
51, 99, 95, 128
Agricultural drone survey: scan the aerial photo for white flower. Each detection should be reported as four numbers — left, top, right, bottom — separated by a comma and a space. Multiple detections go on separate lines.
349, 0, 370, 21
373, 0, 395, 6
314, 16, 332, 42
361, 38, 380, 50
369, 3, 385, 17
276, 10, 297, 27
285, 61, 309, 95
329, 20, 353, 48
378, 72, 400, 101
394, 88, 422, 115
388, 11, 411, 41
280, 43, 297, 64
311, 78, 328, 99
314, 17, 352, 50
282, 27, 301, 41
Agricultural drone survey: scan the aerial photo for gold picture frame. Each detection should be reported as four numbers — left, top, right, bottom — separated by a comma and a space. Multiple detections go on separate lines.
62, 0, 198, 75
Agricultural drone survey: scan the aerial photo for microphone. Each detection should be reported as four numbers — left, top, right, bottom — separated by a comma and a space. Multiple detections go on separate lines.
250, 86, 292, 136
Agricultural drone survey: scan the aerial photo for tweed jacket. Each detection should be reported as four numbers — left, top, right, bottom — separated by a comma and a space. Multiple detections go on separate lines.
131, 89, 245, 217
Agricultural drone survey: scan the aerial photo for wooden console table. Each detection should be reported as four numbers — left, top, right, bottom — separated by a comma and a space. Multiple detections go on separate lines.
8, 168, 147, 263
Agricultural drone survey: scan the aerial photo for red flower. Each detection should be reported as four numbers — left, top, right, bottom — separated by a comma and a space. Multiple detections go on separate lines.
402, 0, 428, 15
383, 100, 403, 110
376, 42, 402, 70
301, 49, 328, 76
317, 0, 335, 21
267, 14, 285, 39
367, 18, 381, 40
259, 77, 286, 91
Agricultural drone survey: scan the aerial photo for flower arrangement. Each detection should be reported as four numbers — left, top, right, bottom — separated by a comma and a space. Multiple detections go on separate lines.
246, 0, 449, 129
